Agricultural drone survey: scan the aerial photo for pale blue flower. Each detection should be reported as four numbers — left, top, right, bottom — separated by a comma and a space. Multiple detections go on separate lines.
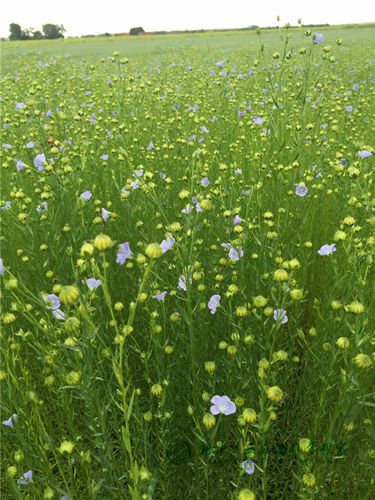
34, 153, 46, 171
17, 470, 33, 485
208, 294, 221, 314
273, 308, 288, 324
0, 201, 11, 211
221, 242, 243, 261
52, 309, 65, 321
44, 296, 65, 320
86, 278, 101, 290
160, 236, 175, 253
229, 247, 243, 261
177, 274, 191, 291
318, 243, 336, 256
178, 275, 187, 291
153, 291, 167, 301
44, 294, 61, 310
102, 208, 110, 221
295, 185, 308, 197
241, 459, 255, 475
358, 150, 372, 159
116, 242, 132, 265
36, 201, 48, 213
2, 413, 17, 428
80, 191, 92, 201
252, 116, 263, 125
210, 395, 236, 415
16, 160, 25, 171
313, 33, 325, 44
182, 204, 193, 214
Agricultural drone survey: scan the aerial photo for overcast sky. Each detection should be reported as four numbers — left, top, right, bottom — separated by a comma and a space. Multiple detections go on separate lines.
1, 0, 374, 37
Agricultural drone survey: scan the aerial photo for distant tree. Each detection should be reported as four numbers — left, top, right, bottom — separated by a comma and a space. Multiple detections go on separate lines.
129, 26, 145, 36
22, 28, 31, 38
22, 28, 35, 40
9, 23, 23, 40
42, 24, 66, 39
31, 30, 44, 40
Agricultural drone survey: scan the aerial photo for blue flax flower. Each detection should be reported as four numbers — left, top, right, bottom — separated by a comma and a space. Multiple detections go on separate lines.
313, 33, 324, 44
17, 470, 33, 485
80, 191, 92, 201
210, 395, 236, 415
116, 242, 132, 265
34, 153, 46, 171
208, 294, 221, 314
358, 150, 372, 159
273, 308, 288, 324
160, 236, 175, 253
318, 243, 336, 255
86, 278, 101, 290
295, 185, 308, 197
2, 413, 18, 428
153, 291, 167, 301
241, 459, 255, 475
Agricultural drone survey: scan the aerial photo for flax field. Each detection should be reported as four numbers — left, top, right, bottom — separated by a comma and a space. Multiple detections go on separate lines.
1, 26, 374, 499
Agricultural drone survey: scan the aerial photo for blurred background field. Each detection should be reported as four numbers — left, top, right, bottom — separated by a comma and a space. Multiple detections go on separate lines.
2, 26, 375, 70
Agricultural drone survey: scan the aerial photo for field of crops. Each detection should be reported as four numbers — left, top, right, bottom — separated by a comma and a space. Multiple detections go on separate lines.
1, 26, 374, 499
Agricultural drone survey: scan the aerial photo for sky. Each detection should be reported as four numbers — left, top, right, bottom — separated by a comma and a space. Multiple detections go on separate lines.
1, 0, 374, 38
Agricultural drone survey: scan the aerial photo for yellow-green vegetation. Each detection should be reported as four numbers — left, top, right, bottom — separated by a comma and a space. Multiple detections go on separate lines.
1, 25, 374, 499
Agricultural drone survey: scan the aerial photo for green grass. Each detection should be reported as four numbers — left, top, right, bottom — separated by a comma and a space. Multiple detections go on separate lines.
1, 25, 374, 500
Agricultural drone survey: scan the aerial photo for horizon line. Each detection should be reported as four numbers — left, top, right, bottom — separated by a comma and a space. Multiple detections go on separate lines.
2, 21, 374, 40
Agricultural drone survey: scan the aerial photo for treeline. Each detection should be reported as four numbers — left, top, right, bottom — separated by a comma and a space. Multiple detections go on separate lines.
9, 23, 65, 40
